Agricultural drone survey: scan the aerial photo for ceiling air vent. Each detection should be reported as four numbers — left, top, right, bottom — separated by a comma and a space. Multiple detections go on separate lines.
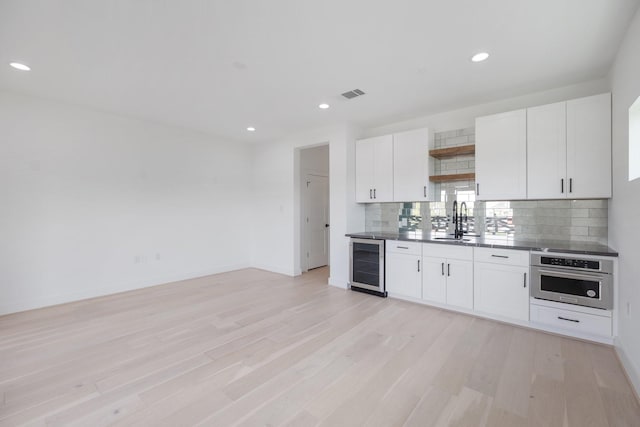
341, 89, 366, 99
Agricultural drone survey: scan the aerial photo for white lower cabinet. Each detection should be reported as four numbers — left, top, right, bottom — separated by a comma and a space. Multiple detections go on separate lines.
422, 244, 473, 310
385, 241, 422, 299
473, 248, 530, 322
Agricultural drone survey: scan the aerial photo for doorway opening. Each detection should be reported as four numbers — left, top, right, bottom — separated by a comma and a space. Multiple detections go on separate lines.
299, 145, 330, 277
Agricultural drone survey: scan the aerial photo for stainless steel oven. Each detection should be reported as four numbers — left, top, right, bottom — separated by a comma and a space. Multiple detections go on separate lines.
349, 238, 386, 297
530, 253, 613, 310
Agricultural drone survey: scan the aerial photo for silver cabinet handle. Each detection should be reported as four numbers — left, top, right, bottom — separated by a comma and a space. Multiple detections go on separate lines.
523, 272, 527, 288
417, 260, 420, 272
369, 189, 372, 199
491, 254, 509, 259
423, 186, 427, 198
476, 183, 479, 195
441, 262, 444, 276
561, 178, 564, 193
569, 178, 573, 193
397, 246, 409, 249
447, 263, 450, 277
373, 188, 376, 199
558, 316, 580, 323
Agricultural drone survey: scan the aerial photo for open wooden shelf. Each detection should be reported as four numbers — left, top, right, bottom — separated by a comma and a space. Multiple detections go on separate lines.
429, 144, 475, 159
429, 173, 476, 183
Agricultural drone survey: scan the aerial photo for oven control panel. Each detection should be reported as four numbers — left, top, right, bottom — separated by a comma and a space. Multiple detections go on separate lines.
540, 256, 600, 270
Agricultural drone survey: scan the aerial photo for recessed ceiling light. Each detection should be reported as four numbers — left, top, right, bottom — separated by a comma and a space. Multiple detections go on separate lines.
9, 62, 30, 71
246, 127, 256, 132
318, 103, 330, 109
471, 52, 489, 62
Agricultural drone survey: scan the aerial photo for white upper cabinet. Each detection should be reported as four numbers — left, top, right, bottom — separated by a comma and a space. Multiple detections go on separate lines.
527, 102, 567, 199
566, 93, 612, 199
475, 109, 527, 200
393, 128, 432, 202
527, 94, 611, 199
355, 135, 394, 202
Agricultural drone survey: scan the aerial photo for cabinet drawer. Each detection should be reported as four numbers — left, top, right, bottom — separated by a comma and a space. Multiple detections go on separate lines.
423, 243, 472, 260
474, 247, 529, 266
387, 240, 422, 256
530, 303, 612, 337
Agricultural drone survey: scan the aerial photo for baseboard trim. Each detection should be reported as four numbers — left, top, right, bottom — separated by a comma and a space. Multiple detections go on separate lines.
615, 338, 640, 403
250, 263, 296, 277
0, 263, 251, 316
328, 276, 348, 289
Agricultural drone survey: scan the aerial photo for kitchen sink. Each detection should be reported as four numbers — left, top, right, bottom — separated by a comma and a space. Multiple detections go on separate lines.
434, 237, 471, 242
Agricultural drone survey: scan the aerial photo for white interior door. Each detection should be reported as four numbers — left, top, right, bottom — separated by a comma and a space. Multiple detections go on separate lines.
306, 174, 329, 270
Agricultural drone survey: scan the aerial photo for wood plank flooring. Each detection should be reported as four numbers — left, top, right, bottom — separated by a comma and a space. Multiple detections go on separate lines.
1, 267, 639, 426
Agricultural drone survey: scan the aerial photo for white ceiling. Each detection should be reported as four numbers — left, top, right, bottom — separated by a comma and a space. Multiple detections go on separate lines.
1, 0, 638, 143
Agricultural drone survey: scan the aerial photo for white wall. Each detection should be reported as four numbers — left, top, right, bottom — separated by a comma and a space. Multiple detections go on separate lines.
363, 79, 610, 137
0, 91, 252, 315
608, 6, 640, 396
250, 125, 364, 287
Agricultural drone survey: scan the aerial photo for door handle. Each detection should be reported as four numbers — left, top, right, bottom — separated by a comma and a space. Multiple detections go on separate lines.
447, 263, 450, 277
523, 272, 527, 288
441, 262, 444, 276
561, 178, 564, 193
491, 254, 509, 259
569, 178, 573, 193
423, 186, 427, 198
373, 188, 376, 199
369, 189, 372, 199
476, 183, 479, 196
325, 224, 330, 228
558, 316, 580, 323
417, 260, 420, 272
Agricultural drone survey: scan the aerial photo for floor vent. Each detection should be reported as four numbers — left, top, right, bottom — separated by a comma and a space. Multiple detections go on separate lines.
341, 89, 366, 99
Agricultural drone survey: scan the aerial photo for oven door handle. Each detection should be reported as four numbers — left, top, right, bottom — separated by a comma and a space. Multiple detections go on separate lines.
535, 268, 605, 282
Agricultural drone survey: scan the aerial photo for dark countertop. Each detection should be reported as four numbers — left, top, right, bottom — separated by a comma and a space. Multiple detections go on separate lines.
346, 231, 618, 257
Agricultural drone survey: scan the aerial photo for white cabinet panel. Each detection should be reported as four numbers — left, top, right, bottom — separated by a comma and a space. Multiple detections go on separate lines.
566, 93, 612, 199
393, 128, 431, 202
446, 259, 474, 309
474, 262, 529, 322
422, 256, 446, 304
355, 135, 394, 203
386, 252, 422, 299
475, 109, 527, 200
527, 102, 567, 199
422, 244, 473, 309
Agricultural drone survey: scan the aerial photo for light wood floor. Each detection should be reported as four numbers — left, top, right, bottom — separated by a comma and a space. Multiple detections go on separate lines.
1, 268, 639, 427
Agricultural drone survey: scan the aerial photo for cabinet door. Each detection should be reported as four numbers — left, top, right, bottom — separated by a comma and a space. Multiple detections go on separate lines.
393, 128, 431, 202
527, 102, 567, 199
446, 259, 474, 309
355, 138, 376, 202
475, 109, 527, 200
386, 253, 422, 299
372, 135, 394, 202
422, 256, 446, 304
566, 93, 612, 198
474, 263, 529, 321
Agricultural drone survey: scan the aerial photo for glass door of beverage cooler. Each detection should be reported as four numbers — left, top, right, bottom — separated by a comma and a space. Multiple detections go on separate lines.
349, 238, 385, 296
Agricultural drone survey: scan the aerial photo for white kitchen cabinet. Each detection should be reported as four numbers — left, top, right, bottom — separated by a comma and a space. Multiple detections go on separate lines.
385, 241, 422, 299
527, 93, 611, 199
475, 109, 527, 200
566, 93, 612, 199
474, 248, 529, 322
393, 128, 432, 202
355, 135, 394, 203
422, 244, 473, 309
527, 102, 567, 199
